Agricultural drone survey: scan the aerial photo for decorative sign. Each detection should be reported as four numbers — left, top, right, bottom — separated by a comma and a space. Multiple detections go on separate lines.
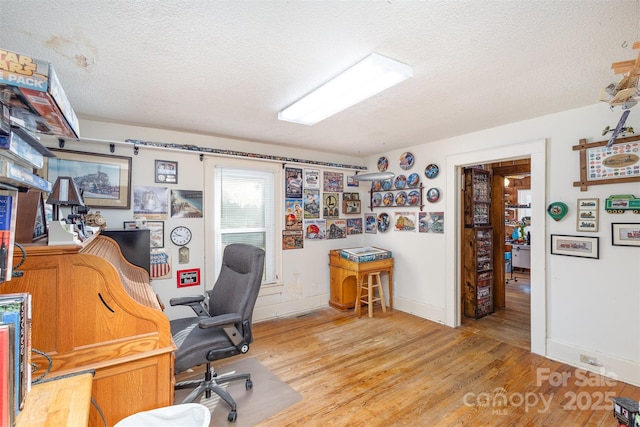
177, 268, 200, 288
547, 202, 568, 222
576, 198, 599, 232
573, 135, 640, 191
150, 250, 171, 279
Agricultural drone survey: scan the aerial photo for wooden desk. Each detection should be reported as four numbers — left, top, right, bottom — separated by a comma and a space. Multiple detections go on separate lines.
328, 250, 394, 311
17, 372, 94, 426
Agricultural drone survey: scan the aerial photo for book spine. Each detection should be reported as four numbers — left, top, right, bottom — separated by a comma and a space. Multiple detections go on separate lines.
0, 307, 21, 419
0, 190, 16, 282
0, 324, 11, 427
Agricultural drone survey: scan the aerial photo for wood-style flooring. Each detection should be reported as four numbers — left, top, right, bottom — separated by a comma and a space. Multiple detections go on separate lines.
188, 275, 638, 426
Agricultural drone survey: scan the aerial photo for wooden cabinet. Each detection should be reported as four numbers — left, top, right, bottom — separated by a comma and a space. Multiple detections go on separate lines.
1, 241, 175, 426
328, 250, 393, 311
464, 168, 491, 226
463, 226, 494, 319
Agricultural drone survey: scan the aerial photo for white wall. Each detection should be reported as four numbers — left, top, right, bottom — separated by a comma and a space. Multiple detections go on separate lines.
42, 103, 640, 386
361, 103, 640, 386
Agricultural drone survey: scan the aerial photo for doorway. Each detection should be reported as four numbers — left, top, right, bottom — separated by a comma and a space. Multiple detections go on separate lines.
444, 139, 546, 357
459, 161, 531, 350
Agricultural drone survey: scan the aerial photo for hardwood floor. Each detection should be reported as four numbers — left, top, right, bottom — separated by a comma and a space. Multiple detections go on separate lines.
459, 271, 531, 350
200, 292, 639, 426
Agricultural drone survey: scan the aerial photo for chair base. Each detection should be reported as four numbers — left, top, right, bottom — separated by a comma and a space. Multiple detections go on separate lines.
175, 362, 253, 422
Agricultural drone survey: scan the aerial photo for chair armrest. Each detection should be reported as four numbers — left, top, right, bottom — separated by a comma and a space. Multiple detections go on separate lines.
198, 313, 242, 329
169, 295, 205, 306
169, 295, 207, 316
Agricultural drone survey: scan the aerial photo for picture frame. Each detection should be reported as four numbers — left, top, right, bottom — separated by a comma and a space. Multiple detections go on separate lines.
44, 149, 132, 209
123, 221, 137, 230
146, 220, 165, 248
550, 234, 599, 259
155, 160, 178, 184
576, 198, 599, 232
572, 135, 640, 191
342, 199, 361, 214
611, 223, 640, 247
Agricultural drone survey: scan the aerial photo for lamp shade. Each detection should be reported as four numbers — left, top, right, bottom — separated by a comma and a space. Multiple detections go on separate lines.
46, 176, 85, 207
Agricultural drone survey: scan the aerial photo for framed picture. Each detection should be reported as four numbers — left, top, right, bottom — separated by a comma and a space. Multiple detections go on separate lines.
576, 198, 599, 232
155, 160, 178, 184
611, 223, 640, 247
146, 220, 165, 248
342, 199, 361, 214
123, 221, 137, 230
550, 234, 599, 259
44, 149, 132, 209
573, 135, 640, 191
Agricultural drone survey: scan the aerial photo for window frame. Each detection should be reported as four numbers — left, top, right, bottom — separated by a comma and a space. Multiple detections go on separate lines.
203, 157, 282, 293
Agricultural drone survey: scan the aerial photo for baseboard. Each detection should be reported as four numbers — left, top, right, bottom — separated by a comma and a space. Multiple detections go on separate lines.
393, 296, 446, 324
253, 294, 329, 322
546, 339, 640, 387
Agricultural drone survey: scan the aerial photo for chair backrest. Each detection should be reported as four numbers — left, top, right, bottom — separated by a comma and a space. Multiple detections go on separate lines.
208, 243, 265, 341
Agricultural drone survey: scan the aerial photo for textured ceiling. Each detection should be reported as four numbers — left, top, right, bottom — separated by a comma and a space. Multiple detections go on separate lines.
2, 1, 639, 156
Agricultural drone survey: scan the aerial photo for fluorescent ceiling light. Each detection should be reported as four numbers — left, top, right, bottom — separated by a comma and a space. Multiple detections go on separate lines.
278, 53, 413, 125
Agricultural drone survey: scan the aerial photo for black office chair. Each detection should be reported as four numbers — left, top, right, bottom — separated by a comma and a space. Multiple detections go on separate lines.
169, 243, 265, 422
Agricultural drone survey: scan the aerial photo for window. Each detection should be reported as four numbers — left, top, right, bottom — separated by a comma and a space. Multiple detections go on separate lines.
211, 163, 278, 284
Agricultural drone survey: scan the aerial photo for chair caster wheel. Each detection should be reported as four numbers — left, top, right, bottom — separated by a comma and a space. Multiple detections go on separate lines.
228, 410, 237, 422
246, 379, 253, 390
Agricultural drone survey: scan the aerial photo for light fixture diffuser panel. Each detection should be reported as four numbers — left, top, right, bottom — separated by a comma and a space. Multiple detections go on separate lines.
279, 53, 412, 125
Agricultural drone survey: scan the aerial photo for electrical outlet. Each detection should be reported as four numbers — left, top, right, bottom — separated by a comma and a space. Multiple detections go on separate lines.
580, 354, 602, 366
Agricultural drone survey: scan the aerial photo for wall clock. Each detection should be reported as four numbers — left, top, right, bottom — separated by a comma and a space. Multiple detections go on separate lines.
170, 225, 192, 246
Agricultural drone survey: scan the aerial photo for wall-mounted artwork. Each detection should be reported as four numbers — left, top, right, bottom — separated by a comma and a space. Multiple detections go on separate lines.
365, 213, 377, 234
550, 234, 599, 259
327, 219, 347, 239
304, 219, 326, 240
573, 135, 640, 191
576, 198, 599, 232
171, 190, 203, 218
420, 211, 444, 233
611, 223, 640, 247
303, 189, 320, 219
282, 230, 304, 249
323, 171, 344, 192
45, 149, 132, 209
133, 186, 169, 219
285, 167, 303, 198
394, 212, 416, 231
285, 198, 304, 230
323, 192, 339, 218
155, 160, 177, 184
304, 169, 320, 189
347, 218, 363, 235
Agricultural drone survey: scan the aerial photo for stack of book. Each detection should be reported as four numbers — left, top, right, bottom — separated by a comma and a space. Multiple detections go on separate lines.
0, 293, 32, 426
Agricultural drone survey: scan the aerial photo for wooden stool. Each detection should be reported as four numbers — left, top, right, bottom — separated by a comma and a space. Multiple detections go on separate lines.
354, 271, 387, 318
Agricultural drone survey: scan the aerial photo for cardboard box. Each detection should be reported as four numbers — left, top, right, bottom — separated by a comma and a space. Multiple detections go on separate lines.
0, 48, 79, 138
340, 247, 392, 263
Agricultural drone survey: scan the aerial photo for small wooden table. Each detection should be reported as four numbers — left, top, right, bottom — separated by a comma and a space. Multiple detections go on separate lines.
328, 249, 394, 311
16, 371, 94, 426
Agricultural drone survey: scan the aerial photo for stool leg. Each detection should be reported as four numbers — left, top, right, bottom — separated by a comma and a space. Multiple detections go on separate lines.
375, 273, 386, 313
367, 274, 374, 318
355, 275, 363, 318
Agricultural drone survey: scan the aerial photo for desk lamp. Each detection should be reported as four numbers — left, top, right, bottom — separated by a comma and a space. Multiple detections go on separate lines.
46, 176, 85, 221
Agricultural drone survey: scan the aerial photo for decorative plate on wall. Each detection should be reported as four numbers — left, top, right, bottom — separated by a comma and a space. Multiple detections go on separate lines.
394, 175, 406, 189
426, 187, 440, 203
395, 191, 407, 206
377, 156, 389, 172
408, 190, 420, 205
399, 152, 415, 170
407, 173, 420, 187
377, 212, 390, 232
425, 163, 439, 179
383, 192, 394, 206
372, 193, 382, 207
381, 179, 393, 191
